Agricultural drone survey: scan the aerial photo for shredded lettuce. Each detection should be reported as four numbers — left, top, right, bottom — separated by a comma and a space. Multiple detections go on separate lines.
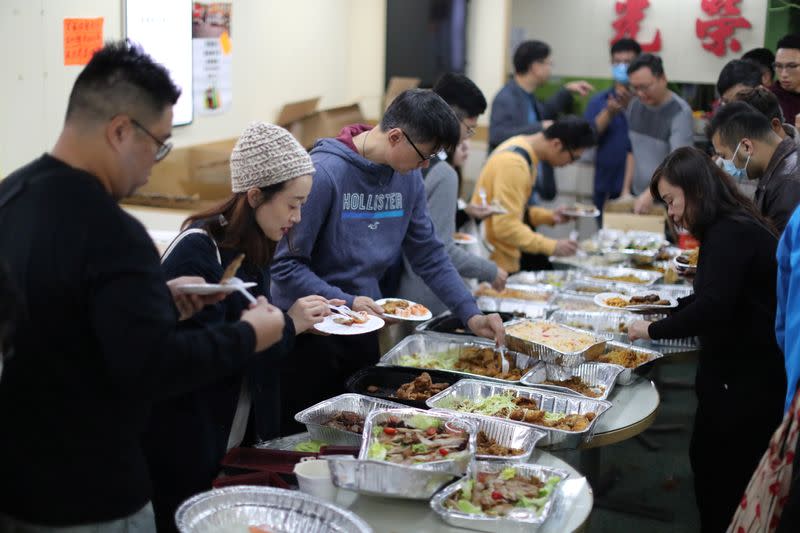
517, 495, 549, 510
499, 467, 517, 481
293, 440, 326, 453
456, 392, 518, 417
539, 476, 561, 496
461, 479, 474, 501
367, 441, 388, 461
457, 499, 482, 514
371, 426, 382, 437
543, 412, 567, 423
406, 414, 441, 430
411, 443, 429, 454
396, 350, 459, 370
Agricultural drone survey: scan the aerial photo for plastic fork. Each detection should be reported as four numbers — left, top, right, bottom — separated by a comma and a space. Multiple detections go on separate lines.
223, 277, 258, 305
328, 304, 363, 320
478, 187, 488, 207
496, 345, 510, 375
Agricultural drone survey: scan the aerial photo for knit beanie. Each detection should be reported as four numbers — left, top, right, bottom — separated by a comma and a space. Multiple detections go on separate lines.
230, 122, 315, 193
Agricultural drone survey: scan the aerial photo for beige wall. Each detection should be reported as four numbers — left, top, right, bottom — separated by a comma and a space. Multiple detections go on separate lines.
0, 0, 513, 175
510, 0, 768, 83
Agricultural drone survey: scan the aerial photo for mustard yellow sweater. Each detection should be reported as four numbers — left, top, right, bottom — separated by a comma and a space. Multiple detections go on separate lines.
470, 136, 556, 273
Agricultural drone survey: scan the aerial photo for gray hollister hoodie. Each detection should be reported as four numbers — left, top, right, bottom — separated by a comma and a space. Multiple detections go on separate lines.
270, 125, 481, 325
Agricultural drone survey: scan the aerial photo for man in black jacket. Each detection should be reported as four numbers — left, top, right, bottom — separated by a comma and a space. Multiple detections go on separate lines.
0, 41, 286, 531
709, 101, 800, 233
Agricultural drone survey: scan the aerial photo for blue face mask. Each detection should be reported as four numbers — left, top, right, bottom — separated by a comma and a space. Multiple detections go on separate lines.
612, 62, 629, 84
717, 141, 750, 182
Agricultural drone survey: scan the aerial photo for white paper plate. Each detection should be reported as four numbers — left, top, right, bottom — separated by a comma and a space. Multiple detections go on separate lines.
314, 313, 385, 335
453, 233, 477, 245
673, 255, 697, 274
562, 206, 601, 218
593, 291, 678, 311
374, 298, 433, 321
177, 282, 257, 295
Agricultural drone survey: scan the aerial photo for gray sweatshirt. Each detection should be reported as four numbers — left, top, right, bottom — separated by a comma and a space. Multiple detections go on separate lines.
396, 160, 498, 315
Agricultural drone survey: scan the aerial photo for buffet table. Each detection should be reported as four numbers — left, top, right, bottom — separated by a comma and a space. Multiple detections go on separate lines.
582, 376, 659, 449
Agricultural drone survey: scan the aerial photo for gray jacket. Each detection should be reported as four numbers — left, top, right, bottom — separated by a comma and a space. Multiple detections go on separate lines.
755, 137, 800, 233
396, 161, 497, 315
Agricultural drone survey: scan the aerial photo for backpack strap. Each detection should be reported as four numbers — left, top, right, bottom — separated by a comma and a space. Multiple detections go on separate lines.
504, 145, 534, 170
161, 228, 221, 266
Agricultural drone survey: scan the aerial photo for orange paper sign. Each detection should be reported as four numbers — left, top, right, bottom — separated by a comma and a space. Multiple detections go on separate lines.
63, 17, 104, 66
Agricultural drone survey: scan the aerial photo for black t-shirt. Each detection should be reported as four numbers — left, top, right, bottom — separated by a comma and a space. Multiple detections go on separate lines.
0, 154, 256, 525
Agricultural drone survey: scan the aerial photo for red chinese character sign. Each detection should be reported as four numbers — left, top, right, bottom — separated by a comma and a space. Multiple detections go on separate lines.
611, 0, 662, 53
696, 0, 752, 57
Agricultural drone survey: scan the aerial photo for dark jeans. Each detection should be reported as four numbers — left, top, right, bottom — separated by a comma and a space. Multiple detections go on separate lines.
279, 331, 380, 436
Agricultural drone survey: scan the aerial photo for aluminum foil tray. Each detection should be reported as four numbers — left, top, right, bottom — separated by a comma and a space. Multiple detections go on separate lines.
457, 413, 546, 462
294, 394, 406, 446
506, 270, 578, 288
430, 461, 570, 533
474, 283, 556, 303
587, 340, 665, 385
648, 283, 694, 299
255, 432, 318, 451
476, 296, 554, 319
520, 362, 624, 400
327, 408, 477, 499
550, 253, 626, 270
378, 334, 543, 384
425, 379, 612, 449
561, 280, 631, 298
504, 319, 609, 367
550, 310, 636, 341
580, 266, 662, 286
175, 486, 372, 533
415, 310, 518, 339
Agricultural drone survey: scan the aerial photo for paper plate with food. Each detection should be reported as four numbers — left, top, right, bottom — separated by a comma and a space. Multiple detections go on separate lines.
593, 292, 678, 311
178, 253, 257, 295
452, 232, 478, 245
314, 308, 385, 335
375, 298, 433, 321
561, 203, 601, 218
673, 248, 699, 275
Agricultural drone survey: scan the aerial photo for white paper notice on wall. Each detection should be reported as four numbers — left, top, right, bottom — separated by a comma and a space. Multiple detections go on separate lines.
125, 0, 194, 126
192, 2, 233, 116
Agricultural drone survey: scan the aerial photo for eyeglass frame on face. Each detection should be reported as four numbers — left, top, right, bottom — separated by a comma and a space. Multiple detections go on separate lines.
401, 130, 439, 163
774, 62, 800, 72
461, 119, 476, 139
565, 146, 578, 163
631, 80, 657, 94
130, 118, 173, 162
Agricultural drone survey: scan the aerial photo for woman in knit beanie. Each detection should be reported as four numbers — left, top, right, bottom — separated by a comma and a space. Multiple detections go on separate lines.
143, 122, 342, 533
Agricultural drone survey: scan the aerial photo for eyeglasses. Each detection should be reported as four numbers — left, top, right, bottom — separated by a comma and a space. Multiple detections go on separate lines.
773, 62, 800, 72
131, 118, 173, 162
631, 81, 656, 94
566, 147, 578, 162
401, 130, 439, 163
461, 119, 476, 139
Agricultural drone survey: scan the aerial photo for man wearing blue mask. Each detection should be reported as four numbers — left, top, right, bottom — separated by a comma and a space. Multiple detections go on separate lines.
584, 38, 641, 220
708, 101, 800, 233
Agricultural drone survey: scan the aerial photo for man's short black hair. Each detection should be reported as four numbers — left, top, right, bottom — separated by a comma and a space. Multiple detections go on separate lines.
742, 47, 776, 79
543, 116, 596, 151
610, 38, 642, 57
66, 40, 181, 124
706, 101, 775, 148
432, 72, 487, 118
380, 89, 461, 154
777, 33, 800, 52
716, 59, 763, 97
627, 53, 664, 77
513, 40, 551, 75
731, 86, 784, 123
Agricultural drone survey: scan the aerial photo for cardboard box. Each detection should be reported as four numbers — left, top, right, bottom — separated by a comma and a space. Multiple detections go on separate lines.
277, 101, 365, 150
603, 212, 666, 233
383, 76, 421, 111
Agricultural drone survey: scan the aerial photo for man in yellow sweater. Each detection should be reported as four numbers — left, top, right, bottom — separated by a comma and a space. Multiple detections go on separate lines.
472, 117, 596, 273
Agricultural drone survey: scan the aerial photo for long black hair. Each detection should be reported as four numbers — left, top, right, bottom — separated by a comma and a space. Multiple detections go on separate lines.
649, 146, 776, 242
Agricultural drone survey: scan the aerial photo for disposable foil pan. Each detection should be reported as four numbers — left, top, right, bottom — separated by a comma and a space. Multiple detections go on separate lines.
589, 340, 665, 385
415, 310, 518, 339
474, 283, 556, 302
476, 296, 554, 318
550, 310, 637, 341
425, 379, 612, 449
294, 394, 406, 446
504, 319, 609, 368
175, 486, 372, 533
327, 408, 477, 499
580, 266, 662, 286
378, 334, 543, 384
520, 362, 624, 400
506, 270, 578, 287
648, 283, 694, 299
457, 413, 546, 462
430, 461, 570, 533
561, 280, 630, 299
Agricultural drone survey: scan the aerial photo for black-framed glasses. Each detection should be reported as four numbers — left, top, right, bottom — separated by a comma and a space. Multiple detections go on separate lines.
401, 130, 439, 163
131, 118, 173, 162
773, 62, 800, 71
461, 119, 476, 138
566, 147, 578, 162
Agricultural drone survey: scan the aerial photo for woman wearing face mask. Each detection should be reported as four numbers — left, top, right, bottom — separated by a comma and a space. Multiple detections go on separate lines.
143, 122, 340, 533
628, 147, 786, 533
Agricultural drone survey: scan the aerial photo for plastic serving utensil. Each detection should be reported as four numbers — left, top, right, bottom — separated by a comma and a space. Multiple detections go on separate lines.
223, 277, 258, 305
